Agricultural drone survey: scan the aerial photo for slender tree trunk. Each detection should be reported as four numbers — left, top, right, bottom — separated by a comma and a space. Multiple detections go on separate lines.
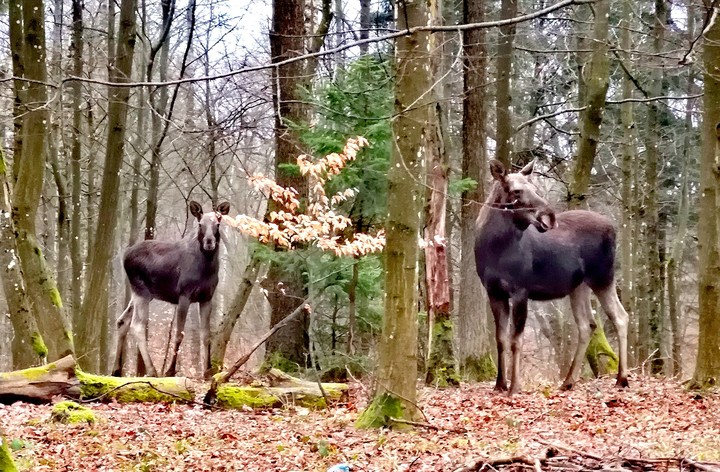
13, 0, 74, 361
424, 0, 458, 388
359, 0, 370, 55
76, 0, 137, 372
209, 255, 263, 373
494, 0, 517, 168
9, 0, 25, 183
0, 151, 41, 368
458, 0, 494, 381
618, 0, 637, 366
642, 0, 668, 374
356, 0, 429, 428
567, 0, 609, 208
693, 3, 720, 387
144, 0, 175, 241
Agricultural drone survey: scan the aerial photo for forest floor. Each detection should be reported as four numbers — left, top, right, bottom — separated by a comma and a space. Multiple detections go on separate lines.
1, 375, 719, 472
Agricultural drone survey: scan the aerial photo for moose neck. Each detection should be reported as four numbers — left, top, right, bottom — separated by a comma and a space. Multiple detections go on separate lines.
476, 182, 527, 247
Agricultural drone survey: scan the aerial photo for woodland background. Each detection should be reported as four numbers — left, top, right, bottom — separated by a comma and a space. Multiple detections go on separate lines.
1, 0, 720, 418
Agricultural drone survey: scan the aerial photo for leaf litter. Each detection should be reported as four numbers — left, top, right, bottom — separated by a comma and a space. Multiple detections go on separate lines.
1, 375, 719, 471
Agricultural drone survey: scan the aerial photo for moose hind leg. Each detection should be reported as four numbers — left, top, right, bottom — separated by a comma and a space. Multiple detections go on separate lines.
562, 284, 595, 390
508, 295, 529, 395
594, 282, 629, 387
130, 296, 158, 377
112, 301, 134, 376
165, 297, 191, 377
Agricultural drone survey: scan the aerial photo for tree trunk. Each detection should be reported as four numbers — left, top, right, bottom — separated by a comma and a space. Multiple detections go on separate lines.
9, 0, 25, 183
692, 3, 720, 387
494, 0, 517, 168
642, 0, 668, 374
144, 0, 175, 241
356, 0, 429, 428
13, 0, 74, 361
0, 151, 41, 368
76, 0, 137, 372
567, 0, 609, 209
618, 0, 637, 366
458, 0, 495, 382
359, 0, 370, 55
264, 0, 310, 368
209, 254, 263, 374
424, 0, 458, 388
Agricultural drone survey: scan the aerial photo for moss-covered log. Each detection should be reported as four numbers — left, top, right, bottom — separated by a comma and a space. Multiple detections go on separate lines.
214, 368, 347, 410
0, 355, 79, 403
0, 355, 194, 404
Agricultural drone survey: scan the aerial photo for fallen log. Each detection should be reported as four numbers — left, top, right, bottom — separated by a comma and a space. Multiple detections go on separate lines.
0, 355, 79, 403
0, 355, 194, 404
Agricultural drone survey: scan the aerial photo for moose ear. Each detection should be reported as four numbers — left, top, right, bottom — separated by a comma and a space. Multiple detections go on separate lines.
520, 160, 535, 176
189, 201, 204, 220
215, 202, 230, 216
489, 159, 506, 181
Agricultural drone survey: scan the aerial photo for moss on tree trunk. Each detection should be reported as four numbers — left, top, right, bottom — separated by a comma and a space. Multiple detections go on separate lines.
425, 320, 460, 387
585, 321, 618, 377
461, 352, 497, 382
355, 393, 407, 429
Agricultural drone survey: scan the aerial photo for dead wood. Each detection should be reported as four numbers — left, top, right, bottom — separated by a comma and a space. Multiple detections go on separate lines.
0, 355, 80, 403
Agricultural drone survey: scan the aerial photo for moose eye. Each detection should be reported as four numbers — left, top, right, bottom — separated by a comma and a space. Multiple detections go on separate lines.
512, 189, 522, 197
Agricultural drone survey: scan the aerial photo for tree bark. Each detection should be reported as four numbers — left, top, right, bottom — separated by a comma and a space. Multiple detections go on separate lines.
458, 0, 495, 382
618, 0, 637, 366
13, 0, 74, 361
76, 0, 137, 372
693, 3, 720, 387
264, 0, 311, 368
356, 0, 429, 428
424, 0, 458, 388
494, 0, 517, 167
642, 0, 668, 374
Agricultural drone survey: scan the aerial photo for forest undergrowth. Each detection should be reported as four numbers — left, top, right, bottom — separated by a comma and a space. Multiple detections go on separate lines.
1, 375, 718, 471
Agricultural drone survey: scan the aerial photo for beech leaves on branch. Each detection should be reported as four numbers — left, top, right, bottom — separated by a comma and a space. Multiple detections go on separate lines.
223, 137, 385, 257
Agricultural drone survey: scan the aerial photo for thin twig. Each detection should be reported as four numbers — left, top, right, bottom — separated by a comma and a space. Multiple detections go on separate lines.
388, 416, 467, 434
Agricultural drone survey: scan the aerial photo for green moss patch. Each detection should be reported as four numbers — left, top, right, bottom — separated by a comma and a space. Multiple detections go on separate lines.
0, 362, 57, 382
462, 353, 498, 382
0, 435, 17, 472
77, 371, 194, 403
31, 333, 48, 359
355, 393, 406, 429
216, 384, 346, 410
50, 401, 96, 425
425, 320, 460, 388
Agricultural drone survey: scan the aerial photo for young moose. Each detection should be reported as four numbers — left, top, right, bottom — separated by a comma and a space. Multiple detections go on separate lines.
112, 201, 230, 378
475, 160, 629, 394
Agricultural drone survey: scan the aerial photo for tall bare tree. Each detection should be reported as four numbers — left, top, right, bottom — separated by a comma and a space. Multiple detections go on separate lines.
13, 0, 74, 361
76, 0, 138, 372
458, 0, 495, 381
495, 0, 517, 167
356, 0, 430, 428
693, 2, 720, 387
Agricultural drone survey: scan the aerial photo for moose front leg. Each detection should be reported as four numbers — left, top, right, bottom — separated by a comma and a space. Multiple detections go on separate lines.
198, 300, 213, 379
489, 296, 511, 392
165, 296, 191, 377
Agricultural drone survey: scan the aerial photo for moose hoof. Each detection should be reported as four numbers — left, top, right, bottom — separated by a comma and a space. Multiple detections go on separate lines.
111, 369, 122, 377
559, 382, 574, 391
616, 376, 629, 389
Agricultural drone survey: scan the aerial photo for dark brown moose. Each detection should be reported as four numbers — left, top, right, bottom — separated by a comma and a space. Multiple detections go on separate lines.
112, 201, 230, 378
475, 160, 629, 394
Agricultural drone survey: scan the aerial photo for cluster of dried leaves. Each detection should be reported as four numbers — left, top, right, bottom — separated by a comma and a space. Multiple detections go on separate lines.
2, 376, 719, 471
224, 137, 385, 257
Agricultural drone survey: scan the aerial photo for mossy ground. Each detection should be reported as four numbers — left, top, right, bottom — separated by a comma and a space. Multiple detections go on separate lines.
77, 371, 194, 403
50, 401, 96, 425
